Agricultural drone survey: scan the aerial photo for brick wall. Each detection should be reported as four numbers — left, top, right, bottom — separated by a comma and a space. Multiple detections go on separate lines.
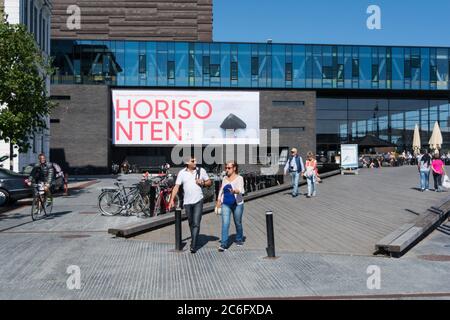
49, 84, 110, 174
51, 0, 212, 41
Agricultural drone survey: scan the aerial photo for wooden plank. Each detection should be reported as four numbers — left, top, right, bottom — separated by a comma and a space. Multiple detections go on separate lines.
375, 223, 415, 250
388, 227, 423, 253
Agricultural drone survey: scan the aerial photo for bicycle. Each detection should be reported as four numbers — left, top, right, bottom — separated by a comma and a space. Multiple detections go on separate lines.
31, 182, 53, 221
147, 175, 180, 217
98, 181, 148, 217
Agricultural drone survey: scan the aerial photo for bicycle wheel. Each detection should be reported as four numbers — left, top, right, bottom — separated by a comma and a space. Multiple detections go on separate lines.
31, 195, 45, 221
152, 193, 162, 217
98, 190, 122, 216
130, 193, 147, 217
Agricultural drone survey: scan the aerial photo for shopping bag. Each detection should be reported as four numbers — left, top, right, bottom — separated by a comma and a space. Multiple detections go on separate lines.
443, 175, 450, 189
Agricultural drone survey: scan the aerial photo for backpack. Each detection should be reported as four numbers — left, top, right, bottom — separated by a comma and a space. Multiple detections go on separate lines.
52, 162, 64, 178
222, 183, 236, 206
419, 155, 430, 171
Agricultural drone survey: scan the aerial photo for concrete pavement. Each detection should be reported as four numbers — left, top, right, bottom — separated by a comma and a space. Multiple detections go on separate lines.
0, 167, 449, 299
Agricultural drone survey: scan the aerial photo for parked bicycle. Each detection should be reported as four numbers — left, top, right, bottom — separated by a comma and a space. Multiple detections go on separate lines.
31, 182, 53, 221
145, 174, 180, 217
98, 181, 148, 217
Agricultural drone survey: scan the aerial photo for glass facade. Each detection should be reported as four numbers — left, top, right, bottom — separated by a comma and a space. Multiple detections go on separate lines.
317, 98, 450, 153
51, 40, 450, 90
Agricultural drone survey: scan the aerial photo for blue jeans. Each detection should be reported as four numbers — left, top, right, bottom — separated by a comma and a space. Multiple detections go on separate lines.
290, 172, 300, 196
420, 170, 430, 190
184, 200, 203, 250
221, 203, 244, 248
306, 175, 317, 196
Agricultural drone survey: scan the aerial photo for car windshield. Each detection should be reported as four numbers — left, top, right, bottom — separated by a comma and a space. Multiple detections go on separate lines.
22, 166, 34, 175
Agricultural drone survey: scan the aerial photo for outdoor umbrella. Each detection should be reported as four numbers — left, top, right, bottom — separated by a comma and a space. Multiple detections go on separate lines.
412, 123, 421, 155
429, 121, 443, 153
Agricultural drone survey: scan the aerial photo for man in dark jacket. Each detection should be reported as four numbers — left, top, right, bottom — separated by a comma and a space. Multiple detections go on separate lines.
284, 148, 305, 197
27, 153, 54, 196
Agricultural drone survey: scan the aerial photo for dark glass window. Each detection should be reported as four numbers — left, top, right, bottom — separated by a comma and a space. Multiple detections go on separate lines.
352, 59, 359, 77
33, 7, 37, 41
337, 64, 344, 81
251, 57, 259, 76
322, 66, 333, 80
167, 61, 175, 79
50, 95, 70, 100
230, 61, 238, 80
273, 127, 305, 133
411, 55, 421, 68
24, 0, 28, 26
39, 9, 43, 48
404, 59, 411, 78
210, 64, 220, 78
139, 54, 146, 74
285, 63, 293, 81
202, 56, 210, 75
372, 64, 379, 82
430, 66, 437, 83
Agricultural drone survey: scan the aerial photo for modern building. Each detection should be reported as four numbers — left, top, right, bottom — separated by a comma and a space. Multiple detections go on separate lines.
0, 0, 52, 171
49, 1, 450, 173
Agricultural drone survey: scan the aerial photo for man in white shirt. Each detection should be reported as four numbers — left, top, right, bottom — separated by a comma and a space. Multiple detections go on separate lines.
169, 156, 212, 253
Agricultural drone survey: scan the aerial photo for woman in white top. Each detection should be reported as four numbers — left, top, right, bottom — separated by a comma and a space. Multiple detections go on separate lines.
215, 161, 245, 252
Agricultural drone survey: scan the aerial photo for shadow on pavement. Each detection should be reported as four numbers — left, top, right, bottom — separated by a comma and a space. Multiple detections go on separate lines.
0, 210, 73, 232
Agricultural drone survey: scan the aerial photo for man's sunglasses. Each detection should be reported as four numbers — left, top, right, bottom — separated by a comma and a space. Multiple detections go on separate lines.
225, 166, 234, 170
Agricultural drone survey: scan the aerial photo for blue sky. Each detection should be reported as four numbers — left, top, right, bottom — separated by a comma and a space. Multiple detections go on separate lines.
213, 0, 450, 47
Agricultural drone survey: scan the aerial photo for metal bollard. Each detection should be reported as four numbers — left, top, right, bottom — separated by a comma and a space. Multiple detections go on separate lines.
266, 210, 276, 258
175, 208, 182, 251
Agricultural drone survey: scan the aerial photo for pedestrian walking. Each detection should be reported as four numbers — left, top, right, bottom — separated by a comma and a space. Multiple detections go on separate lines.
284, 148, 305, 197
305, 151, 320, 198
215, 161, 245, 252
431, 152, 446, 192
417, 149, 431, 192
169, 156, 212, 253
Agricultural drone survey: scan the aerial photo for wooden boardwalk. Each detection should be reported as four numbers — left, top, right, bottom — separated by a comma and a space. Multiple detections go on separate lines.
134, 166, 450, 256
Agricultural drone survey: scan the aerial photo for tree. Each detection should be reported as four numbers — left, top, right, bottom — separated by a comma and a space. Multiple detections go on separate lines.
0, 14, 56, 169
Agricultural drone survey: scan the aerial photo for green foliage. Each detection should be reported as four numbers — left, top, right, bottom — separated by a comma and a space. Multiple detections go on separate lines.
0, 14, 56, 153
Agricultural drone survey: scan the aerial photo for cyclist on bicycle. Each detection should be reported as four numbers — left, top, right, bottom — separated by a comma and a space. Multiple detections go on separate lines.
27, 153, 54, 202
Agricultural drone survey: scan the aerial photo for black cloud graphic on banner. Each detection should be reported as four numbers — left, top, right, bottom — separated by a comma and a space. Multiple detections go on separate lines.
220, 113, 247, 130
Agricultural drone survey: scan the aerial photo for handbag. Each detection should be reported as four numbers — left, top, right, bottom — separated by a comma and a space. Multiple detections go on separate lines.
443, 175, 450, 189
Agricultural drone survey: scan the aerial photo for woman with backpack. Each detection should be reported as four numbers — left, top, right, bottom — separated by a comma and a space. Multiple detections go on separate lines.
305, 151, 320, 198
417, 149, 431, 192
215, 161, 245, 252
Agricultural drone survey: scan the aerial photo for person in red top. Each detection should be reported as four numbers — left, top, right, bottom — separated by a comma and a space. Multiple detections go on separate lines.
305, 151, 321, 198
431, 152, 446, 192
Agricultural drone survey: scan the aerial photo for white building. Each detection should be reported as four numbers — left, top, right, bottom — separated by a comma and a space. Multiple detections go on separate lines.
0, 0, 52, 172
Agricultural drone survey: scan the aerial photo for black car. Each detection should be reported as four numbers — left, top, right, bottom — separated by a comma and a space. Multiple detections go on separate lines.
0, 168, 32, 206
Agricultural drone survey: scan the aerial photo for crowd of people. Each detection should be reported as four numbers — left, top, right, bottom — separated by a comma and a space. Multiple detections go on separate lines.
360, 150, 450, 169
